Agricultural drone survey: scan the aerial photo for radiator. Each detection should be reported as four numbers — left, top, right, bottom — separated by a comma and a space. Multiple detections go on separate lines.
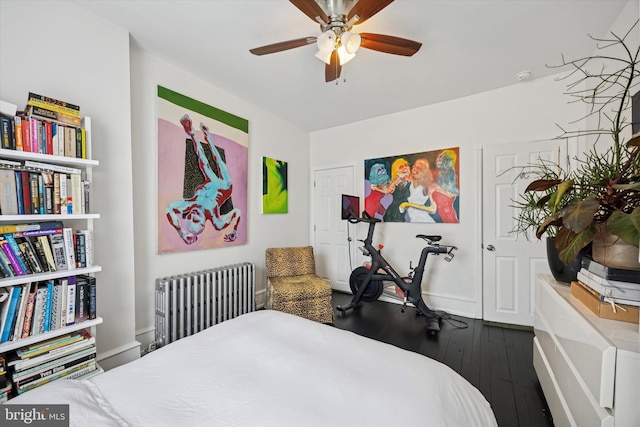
155, 262, 255, 347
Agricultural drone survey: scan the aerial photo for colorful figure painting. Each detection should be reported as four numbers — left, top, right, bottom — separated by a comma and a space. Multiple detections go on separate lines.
157, 86, 248, 253
262, 156, 288, 214
364, 147, 460, 223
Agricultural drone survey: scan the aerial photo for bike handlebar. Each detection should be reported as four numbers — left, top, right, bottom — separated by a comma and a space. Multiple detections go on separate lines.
348, 210, 380, 224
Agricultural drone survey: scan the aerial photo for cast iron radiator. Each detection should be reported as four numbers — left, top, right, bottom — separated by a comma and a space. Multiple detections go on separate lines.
155, 262, 255, 346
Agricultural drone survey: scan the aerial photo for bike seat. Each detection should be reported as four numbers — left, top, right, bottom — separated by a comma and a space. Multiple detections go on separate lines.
416, 234, 441, 242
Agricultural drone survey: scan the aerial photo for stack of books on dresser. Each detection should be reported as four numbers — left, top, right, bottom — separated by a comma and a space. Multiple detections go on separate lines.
570, 257, 640, 323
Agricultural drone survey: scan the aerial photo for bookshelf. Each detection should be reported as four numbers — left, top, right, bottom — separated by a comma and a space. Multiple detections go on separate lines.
0, 109, 103, 399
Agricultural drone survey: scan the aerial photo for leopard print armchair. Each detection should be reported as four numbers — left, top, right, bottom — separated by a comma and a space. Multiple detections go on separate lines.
265, 246, 334, 324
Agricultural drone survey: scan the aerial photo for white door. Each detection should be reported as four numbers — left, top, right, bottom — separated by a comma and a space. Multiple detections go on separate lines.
482, 139, 567, 326
313, 166, 356, 293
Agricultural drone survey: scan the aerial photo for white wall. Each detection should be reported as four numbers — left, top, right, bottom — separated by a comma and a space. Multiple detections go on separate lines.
310, 73, 586, 317
0, 0, 139, 368
129, 48, 311, 348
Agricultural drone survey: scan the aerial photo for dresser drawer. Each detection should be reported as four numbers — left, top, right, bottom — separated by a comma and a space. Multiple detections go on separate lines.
535, 279, 616, 408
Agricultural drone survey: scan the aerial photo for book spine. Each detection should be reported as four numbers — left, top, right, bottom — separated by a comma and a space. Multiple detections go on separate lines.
14, 171, 24, 215
45, 121, 53, 155
12, 284, 30, 341
0, 116, 11, 149
49, 233, 67, 271
66, 277, 76, 326
59, 173, 68, 214
29, 118, 38, 153
21, 286, 37, 339
28, 106, 82, 127
0, 168, 18, 215
14, 353, 96, 387
23, 160, 82, 175
29, 172, 39, 214
43, 281, 54, 333
75, 278, 88, 323
21, 170, 31, 215
74, 231, 86, 268
88, 276, 96, 320
0, 249, 13, 277
1, 240, 24, 275
70, 174, 82, 214
37, 235, 57, 272
62, 228, 75, 270
27, 93, 80, 117
2, 234, 30, 274
14, 115, 23, 151
0, 287, 22, 343
21, 112, 31, 153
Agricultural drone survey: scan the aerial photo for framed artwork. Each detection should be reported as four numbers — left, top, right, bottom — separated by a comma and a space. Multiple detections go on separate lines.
157, 85, 248, 253
364, 147, 460, 223
262, 156, 288, 214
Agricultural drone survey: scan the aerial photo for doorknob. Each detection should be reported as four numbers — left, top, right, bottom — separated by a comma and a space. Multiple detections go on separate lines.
486, 245, 495, 251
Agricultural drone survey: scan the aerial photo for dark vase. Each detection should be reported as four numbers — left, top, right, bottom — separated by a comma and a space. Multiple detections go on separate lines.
546, 237, 584, 284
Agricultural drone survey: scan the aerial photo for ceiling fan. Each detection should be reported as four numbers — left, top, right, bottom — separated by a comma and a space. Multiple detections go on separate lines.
249, 0, 422, 82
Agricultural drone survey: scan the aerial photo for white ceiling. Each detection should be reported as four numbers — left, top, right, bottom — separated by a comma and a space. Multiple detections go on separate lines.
73, 0, 629, 131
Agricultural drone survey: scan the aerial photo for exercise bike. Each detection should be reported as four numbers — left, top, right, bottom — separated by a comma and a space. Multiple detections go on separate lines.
336, 211, 457, 335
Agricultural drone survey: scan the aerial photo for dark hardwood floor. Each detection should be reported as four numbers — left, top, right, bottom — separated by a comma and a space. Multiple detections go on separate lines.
331, 291, 554, 427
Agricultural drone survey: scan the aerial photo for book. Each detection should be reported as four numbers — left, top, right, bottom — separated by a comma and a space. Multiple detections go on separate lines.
26, 105, 82, 128
28, 172, 40, 214
62, 227, 76, 270
26, 93, 80, 118
87, 276, 96, 320
30, 284, 48, 335
2, 233, 30, 274
64, 126, 76, 158
0, 237, 24, 275
70, 173, 82, 214
0, 287, 16, 342
0, 221, 64, 235
75, 276, 89, 323
50, 280, 63, 331
59, 173, 68, 214
42, 280, 54, 333
76, 229, 93, 266
14, 171, 24, 214
0, 286, 22, 343
66, 276, 76, 326
42, 171, 54, 214
49, 232, 67, 271
581, 257, 640, 284
0, 248, 13, 277
0, 168, 18, 215
0, 116, 13, 149
16, 332, 84, 359
20, 169, 32, 215
11, 283, 31, 342
14, 114, 23, 151
23, 160, 81, 175
36, 235, 57, 272
74, 231, 86, 268
20, 284, 37, 339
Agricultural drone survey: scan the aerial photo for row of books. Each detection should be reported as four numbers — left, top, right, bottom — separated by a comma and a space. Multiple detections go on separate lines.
0, 93, 86, 159
0, 158, 89, 216
4, 329, 97, 398
0, 222, 93, 279
0, 275, 97, 344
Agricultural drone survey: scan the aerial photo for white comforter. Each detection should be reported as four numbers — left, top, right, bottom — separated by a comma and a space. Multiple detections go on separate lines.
9, 310, 497, 426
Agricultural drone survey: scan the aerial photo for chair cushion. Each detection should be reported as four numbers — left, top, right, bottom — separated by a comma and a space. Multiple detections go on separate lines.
266, 246, 316, 277
268, 275, 332, 300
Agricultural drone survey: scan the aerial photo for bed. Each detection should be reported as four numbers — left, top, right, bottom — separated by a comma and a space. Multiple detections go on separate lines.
9, 310, 498, 426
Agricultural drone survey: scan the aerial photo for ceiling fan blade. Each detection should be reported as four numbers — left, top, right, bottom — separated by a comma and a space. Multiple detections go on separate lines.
289, 0, 328, 24
348, 0, 394, 25
249, 37, 317, 55
325, 50, 342, 82
359, 33, 422, 56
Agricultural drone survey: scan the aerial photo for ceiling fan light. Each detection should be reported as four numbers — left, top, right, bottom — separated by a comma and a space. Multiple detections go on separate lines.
337, 45, 356, 65
316, 30, 336, 53
315, 49, 333, 65
341, 32, 361, 54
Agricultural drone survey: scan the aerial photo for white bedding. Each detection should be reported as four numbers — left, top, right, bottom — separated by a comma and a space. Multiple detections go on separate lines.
9, 310, 497, 426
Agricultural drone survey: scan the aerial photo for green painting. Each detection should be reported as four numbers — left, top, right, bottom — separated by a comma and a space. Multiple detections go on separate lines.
262, 156, 288, 214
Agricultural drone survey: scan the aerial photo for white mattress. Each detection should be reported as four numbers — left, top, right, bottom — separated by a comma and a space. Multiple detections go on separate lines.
10, 310, 498, 426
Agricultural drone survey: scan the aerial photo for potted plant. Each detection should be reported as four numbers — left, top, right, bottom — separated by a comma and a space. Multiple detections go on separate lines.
513, 20, 640, 277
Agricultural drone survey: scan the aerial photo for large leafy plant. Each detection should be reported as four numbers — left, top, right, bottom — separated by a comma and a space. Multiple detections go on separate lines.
513, 20, 640, 265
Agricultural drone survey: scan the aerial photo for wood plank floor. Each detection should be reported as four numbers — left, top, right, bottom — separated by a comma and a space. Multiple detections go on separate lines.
331, 291, 555, 427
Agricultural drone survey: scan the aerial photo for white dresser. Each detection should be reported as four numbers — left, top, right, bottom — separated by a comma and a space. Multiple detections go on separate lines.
534, 274, 640, 427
